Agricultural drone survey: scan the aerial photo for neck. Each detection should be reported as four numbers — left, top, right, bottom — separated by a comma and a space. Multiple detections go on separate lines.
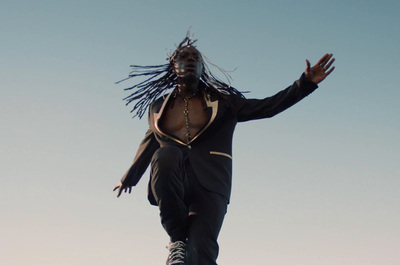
177, 80, 200, 98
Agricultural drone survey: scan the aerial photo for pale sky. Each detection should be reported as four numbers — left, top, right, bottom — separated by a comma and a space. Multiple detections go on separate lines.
1, 0, 399, 264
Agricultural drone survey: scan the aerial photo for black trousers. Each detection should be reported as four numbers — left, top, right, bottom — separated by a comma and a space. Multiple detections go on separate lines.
150, 146, 228, 265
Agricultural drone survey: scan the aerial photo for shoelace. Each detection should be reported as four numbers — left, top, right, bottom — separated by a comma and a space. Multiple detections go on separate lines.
167, 241, 186, 265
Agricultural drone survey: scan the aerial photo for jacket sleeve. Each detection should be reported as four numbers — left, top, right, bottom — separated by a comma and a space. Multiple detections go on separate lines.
233, 73, 318, 122
120, 128, 160, 187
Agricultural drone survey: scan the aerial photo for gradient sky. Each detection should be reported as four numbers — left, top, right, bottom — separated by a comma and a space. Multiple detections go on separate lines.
1, 0, 399, 264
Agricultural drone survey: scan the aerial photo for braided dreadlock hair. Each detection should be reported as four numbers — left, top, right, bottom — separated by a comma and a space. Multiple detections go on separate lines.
116, 32, 245, 118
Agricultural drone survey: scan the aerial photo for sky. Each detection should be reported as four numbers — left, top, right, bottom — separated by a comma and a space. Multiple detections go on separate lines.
1, 0, 399, 264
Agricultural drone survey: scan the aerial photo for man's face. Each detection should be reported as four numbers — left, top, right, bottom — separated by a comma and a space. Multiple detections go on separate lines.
173, 46, 203, 81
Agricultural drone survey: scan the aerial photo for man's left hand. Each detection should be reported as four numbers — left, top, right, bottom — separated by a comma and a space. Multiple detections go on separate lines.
305, 53, 335, 84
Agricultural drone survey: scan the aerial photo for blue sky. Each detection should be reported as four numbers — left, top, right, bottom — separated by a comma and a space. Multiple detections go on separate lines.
1, 0, 399, 264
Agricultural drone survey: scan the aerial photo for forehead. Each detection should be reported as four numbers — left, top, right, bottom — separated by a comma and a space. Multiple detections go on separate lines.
176, 46, 202, 58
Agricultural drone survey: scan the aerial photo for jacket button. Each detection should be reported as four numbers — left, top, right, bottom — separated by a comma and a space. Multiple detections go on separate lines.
187, 145, 192, 149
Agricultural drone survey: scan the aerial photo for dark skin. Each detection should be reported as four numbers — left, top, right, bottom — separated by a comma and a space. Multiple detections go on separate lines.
113, 47, 335, 196
161, 47, 210, 144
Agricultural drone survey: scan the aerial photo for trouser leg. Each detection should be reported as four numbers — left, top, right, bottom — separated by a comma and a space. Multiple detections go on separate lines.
150, 146, 228, 264
185, 169, 228, 265
150, 146, 188, 242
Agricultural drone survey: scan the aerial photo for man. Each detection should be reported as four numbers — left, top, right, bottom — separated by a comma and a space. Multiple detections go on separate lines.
114, 34, 335, 265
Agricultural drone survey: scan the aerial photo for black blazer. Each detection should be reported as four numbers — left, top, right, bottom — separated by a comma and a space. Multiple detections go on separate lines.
120, 74, 318, 203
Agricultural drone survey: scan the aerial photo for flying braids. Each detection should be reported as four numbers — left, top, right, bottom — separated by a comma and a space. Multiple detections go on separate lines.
116, 32, 245, 118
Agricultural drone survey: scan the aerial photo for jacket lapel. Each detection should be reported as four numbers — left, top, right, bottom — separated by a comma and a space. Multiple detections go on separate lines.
153, 92, 219, 145
189, 93, 218, 143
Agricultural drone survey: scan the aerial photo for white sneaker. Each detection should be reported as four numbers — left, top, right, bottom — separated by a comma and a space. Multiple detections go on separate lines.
166, 241, 186, 265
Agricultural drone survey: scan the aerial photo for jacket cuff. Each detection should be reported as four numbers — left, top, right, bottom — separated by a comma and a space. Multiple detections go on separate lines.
299, 72, 318, 89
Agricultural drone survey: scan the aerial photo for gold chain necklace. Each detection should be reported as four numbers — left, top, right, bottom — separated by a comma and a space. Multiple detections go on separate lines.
180, 91, 198, 145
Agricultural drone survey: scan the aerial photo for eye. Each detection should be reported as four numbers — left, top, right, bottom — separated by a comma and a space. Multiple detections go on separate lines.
178, 53, 187, 59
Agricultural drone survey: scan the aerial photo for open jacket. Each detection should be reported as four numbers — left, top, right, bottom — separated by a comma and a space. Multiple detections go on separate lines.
120, 74, 318, 203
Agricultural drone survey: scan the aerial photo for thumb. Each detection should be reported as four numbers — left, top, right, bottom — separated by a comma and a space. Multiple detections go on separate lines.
305, 59, 311, 72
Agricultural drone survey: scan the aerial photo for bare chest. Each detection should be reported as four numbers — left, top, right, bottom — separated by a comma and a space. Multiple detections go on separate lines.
161, 97, 210, 143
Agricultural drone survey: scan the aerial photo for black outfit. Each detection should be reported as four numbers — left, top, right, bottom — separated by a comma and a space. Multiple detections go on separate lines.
120, 73, 318, 265
151, 145, 227, 264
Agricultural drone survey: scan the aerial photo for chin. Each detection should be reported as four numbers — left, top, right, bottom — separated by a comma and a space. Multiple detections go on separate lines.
180, 74, 200, 83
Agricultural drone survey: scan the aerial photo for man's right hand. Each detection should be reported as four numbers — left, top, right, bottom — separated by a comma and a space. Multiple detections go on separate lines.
113, 182, 132, 197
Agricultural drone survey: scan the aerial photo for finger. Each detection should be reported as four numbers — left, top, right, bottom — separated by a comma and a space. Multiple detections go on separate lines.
305, 59, 311, 69
113, 186, 119, 192
321, 54, 333, 67
117, 188, 122, 198
324, 57, 335, 70
305, 59, 311, 74
325, 66, 335, 76
317, 53, 333, 67
316, 54, 329, 66
129, 187, 132, 194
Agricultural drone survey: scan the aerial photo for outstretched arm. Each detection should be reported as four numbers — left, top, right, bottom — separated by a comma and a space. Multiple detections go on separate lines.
233, 53, 335, 122
113, 129, 160, 197
305, 53, 335, 84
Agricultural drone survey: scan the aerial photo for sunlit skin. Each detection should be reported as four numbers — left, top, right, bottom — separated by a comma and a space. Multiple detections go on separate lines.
173, 46, 204, 91
305, 53, 335, 84
113, 51, 335, 196
161, 46, 210, 144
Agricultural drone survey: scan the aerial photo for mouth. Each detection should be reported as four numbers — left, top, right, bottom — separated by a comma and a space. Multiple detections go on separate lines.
185, 63, 196, 69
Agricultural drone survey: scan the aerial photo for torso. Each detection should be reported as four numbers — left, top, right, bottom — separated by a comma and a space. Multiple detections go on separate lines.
161, 95, 210, 143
